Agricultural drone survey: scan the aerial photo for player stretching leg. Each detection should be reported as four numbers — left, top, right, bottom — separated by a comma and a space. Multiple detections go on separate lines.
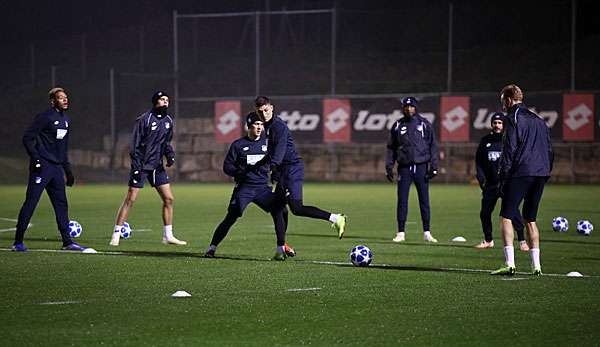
110, 91, 186, 246
254, 96, 347, 240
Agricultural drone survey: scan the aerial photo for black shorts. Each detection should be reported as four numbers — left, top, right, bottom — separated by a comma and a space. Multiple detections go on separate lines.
500, 176, 547, 222
228, 184, 276, 217
129, 168, 169, 188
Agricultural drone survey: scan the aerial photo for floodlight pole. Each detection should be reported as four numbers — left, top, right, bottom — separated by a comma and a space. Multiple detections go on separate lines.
570, 0, 576, 92
172, 10, 180, 179
447, 2, 453, 93
330, 5, 337, 95
255, 11, 261, 96
109, 68, 116, 172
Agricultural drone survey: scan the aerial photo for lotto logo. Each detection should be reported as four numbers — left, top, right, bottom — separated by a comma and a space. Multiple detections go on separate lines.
215, 101, 241, 144
323, 99, 351, 143
565, 103, 593, 131
442, 106, 468, 132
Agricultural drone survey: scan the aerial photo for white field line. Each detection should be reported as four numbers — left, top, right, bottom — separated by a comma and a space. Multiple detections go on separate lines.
0, 247, 596, 278
287, 287, 322, 292
0, 217, 32, 233
39, 300, 81, 305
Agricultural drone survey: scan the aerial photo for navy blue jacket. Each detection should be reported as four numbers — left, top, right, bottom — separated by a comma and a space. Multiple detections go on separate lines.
476, 132, 503, 188
23, 108, 71, 168
264, 116, 301, 167
224, 135, 269, 185
130, 110, 175, 171
499, 104, 553, 179
386, 114, 438, 169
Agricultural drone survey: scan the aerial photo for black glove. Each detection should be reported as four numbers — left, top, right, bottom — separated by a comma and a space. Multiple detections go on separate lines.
233, 166, 247, 182
426, 167, 438, 180
270, 164, 280, 184
385, 166, 394, 182
131, 169, 142, 184
498, 180, 506, 198
166, 157, 175, 167
31, 158, 42, 175
64, 166, 75, 187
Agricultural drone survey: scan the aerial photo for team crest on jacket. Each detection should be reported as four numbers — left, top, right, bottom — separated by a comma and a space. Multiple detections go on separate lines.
417, 124, 423, 132
165, 123, 170, 129
54, 121, 59, 125
262, 145, 267, 152
400, 126, 407, 135
151, 121, 157, 131
243, 147, 249, 151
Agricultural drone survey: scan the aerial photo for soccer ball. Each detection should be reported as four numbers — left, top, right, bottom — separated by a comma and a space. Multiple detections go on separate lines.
68, 220, 82, 238
552, 217, 569, 232
576, 220, 593, 236
120, 222, 132, 239
350, 245, 373, 267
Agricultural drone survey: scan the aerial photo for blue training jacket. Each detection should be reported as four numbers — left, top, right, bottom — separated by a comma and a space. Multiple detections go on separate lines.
223, 134, 270, 185
263, 116, 301, 167
499, 104, 553, 179
23, 108, 71, 168
130, 110, 175, 171
386, 113, 438, 170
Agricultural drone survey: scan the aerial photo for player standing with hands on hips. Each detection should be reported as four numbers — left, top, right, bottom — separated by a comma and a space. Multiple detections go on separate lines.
491, 84, 553, 276
386, 97, 439, 243
110, 91, 186, 246
12, 87, 93, 252
475, 112, 529, 251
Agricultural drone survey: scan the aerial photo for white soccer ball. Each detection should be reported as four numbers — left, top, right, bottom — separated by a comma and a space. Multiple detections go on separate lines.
120, 222, 132, 239
350, 245, 373, 267
576, 220, 593, 236
68, 220, 82, 238
552, 216, 569, 232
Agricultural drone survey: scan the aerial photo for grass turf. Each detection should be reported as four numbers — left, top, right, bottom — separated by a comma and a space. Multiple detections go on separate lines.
0, 183, 599, 346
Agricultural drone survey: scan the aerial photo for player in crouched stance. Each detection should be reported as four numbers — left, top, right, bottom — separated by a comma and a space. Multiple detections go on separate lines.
110, 91, 186, 246
491, 84, 553, 276
204, 112, 294, 260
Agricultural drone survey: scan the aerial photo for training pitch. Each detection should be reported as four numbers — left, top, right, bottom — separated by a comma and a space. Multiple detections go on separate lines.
1, 183, 599, 346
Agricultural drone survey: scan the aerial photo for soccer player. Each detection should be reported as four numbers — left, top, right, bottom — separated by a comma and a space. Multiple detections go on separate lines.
386, 97, 439, 243
109, 91, 186, 246
12, 87, 92, 252
204, 112, 294, 260
475, 113, 529, 251
491, 84, 553, 276
254, 96, 347, 238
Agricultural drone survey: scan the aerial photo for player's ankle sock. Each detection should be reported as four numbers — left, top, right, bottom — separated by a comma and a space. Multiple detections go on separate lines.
424, 231, 432, 238
328, 214, 339, 223
208, 245, 217, 252
164, 225, 173, 239
530, 248, 541, 268
503, 246, 515, 267
113, 225, 122, 234
277, 245, 285, 254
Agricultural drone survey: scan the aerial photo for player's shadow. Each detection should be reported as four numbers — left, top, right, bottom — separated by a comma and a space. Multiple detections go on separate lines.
313, 261, 484, 275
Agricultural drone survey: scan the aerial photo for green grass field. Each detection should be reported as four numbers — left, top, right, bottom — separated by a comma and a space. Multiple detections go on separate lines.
1, 183, 599, 346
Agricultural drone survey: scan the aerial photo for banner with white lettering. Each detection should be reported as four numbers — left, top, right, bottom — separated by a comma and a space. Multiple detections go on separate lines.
349, 97, 439, 143
563, 94, 595, 141
214, 101, 241, 144
440, 96, 470, 142
323, 98, 351, 143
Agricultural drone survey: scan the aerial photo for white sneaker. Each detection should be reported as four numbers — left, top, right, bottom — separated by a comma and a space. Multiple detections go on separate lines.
162, 236, 187, 245
424, 232, 438, 243
392, 232, 405, 242
109, 232, 120, 246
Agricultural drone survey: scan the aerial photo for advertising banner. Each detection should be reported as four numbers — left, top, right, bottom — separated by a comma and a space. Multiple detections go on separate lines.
323, 98, 351, 143
214, 101, 241, 144
563, 94, 595, 141
440, 96, 470, 142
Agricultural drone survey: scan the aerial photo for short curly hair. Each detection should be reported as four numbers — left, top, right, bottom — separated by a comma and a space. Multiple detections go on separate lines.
48, 87, 65, 99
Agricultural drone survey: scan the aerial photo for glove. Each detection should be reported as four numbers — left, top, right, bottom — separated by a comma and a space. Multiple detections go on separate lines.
270, 164, 280, 184
385, 166, 394, 182
498, 180, 506, 198
478, 180, 485, 190
64, 166, 75, 187
426, 167, 438, 180
31, 158, 42, 174
131, 169, 142, 184
166, 157, 175, 167
233, 167, 247, 182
